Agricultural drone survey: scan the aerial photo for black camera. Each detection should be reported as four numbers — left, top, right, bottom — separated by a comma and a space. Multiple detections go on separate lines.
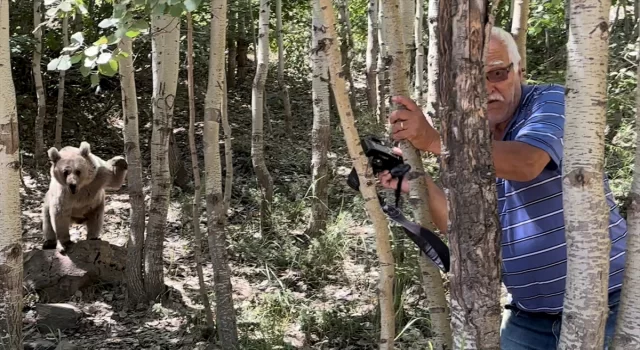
347, 136, 407, 191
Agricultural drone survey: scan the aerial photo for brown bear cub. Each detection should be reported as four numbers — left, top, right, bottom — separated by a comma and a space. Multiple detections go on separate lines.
42, 141, 128, 251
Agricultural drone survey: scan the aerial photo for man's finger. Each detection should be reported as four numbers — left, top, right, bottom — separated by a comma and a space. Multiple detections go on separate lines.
391, 95, 421, 112
389, 109, 414, 125
392, 129, 411, 142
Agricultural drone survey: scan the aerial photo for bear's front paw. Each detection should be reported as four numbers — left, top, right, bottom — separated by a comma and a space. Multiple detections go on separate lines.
110, 156, 128, 171
42, 240, 57, 250
59, 240, 75, 254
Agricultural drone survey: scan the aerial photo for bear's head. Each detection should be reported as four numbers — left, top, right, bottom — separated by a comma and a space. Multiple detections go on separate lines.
48, 142, 97, 194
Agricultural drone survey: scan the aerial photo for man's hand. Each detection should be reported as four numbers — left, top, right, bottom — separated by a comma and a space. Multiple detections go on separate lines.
389, 95, 441, 154
377, 147, 410, 194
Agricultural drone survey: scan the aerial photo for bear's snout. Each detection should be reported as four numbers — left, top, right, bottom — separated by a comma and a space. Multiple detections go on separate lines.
69, 183, 77, 194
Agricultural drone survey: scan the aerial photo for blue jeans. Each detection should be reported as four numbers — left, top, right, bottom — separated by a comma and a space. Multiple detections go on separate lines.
500, 289, 621, 350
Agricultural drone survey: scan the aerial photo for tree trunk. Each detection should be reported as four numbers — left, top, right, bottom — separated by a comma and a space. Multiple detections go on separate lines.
380, 1, 452, 348
366, 0, 379, 114
414, 0, 425, 105
55, 15, 68, 150
252, 0, 274, 234
145, 14, 180, 302
337, 0, 356, 110
558, 0, 612, 348
227, 0, 237, 86
276, 0, 292, 134
399, 0, 416, 81
510, 0, 529, 73
118, 32, 147, 307
316, 1, 396, 348
222, 68, 233, 215
611, 26, 640, 350
437, 0, 502, 347
33, 0, 46, 168
377, 0, 388, 124
425, 0, 439, 125
186, 12, 215, 333
0, 1, 23, 347
235, 0, 250, 86
205, 0, 239, 346
307, 2, 331, 237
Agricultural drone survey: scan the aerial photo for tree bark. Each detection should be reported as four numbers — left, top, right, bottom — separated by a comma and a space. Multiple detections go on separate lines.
227, 0, 237, 86
55, 15, 68, 150
276, 0, 292, 134
316, 1, 396, 348
437, 0, 502, 348
366, 0, 379, 114
307, 2, 331, 237
33, 0, 46, 168
205, 0, 239, 346
376, 0, 388, 124
186, 12, 215, 333
118, 32, 146, 307
0, 1, 23, 347
425, 0, 440, 125
510, 0, 529, 72
235, 0, 249, 87
222, 68, 233, 215
145, 14, 181, 302
414, 0, 425, 105
252, 0, 274, 234
380, 1, 452, 348
399, 0, 416, 81
558, 0, 612, 348
337, 0, 356, 110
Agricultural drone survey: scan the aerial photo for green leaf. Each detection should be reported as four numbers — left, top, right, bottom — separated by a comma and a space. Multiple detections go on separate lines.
168, 3, 184, 17
125, 30, 141, 38
44, 0, 56, 5
168, 0, 181, 5
79, 65, 92, 77
46, 7, 59, 17
84, 45, 99, 57
94, 36, 109, 45
70, 32, 84, 45
97, 52, 113, 65
47, 57, 61, 71
60, 1, 73, 12
90, 73, 100, 87
57, 55, 72, 70
130, 19, 149, 31
83, 56, 97, 68
117, 51, 130, 58
98, 18, 119, 28
113, 3, 127, 18
184, 0, 202, 12
152, 3, 166, 16
98, 59, 118, 77
70, 53, 83, 64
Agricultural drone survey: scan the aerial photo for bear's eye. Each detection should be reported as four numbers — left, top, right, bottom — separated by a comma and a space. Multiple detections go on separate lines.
75, 170, 81, 176
63, 170, 70, 177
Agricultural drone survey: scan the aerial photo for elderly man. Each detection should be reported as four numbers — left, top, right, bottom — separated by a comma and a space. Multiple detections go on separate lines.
378, 26, 627, 349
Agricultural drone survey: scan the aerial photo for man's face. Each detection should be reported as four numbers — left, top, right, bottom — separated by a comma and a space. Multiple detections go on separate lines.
485, 37, 523, 127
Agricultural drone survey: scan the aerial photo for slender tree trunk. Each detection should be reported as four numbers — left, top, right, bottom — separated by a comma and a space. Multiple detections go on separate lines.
236, 0, 249, 86
276, 0, 292, 133
337, 0, 356, 110
33, 0, 46, 168
186, 13, 215, 333
227, 0, 237, 86
0, 1, 23, 348
205, 0, 239, 346
414, 0, 425, 105
316, 1, 396, 348
222, 69, 233, 214
380, 1, 452, 348
558, 0, 612, 348
437, 0, 502, 347
252, 0, 274, 234
145, 14, 181, 302
307, 2, 331, 237
118, 33, 147, 307
510, 0, 529, 72
377, 0, 388, 124
55, 15, 68, 149
611, 25, 640, 350
399, 0, 416, 81
425, 0, 439, 125
366, 0, 379, 114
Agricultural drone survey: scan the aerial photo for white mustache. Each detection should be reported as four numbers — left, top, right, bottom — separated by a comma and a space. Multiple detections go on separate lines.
488, 93, 504, 102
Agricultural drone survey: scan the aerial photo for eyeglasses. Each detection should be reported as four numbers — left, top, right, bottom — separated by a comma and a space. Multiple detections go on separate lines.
486, 62, 513, 83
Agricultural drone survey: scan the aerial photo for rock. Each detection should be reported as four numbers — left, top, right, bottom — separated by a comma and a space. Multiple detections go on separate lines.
24, 339, 57, 350
35, 303, 83, 334
23, 240, 126, 302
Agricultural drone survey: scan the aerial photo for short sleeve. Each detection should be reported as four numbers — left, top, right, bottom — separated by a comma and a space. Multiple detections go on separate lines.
514, 86, 565, 170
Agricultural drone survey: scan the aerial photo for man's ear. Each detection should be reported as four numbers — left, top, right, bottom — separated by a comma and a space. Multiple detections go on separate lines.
79, 142, 91, 158
48, 147, 61, 164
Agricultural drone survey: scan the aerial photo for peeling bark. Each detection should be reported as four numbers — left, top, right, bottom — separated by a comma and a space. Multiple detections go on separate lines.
365, 0, 379, 113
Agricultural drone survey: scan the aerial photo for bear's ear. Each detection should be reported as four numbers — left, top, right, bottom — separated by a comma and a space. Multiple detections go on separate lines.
79, 142, 91, 158
47, 147, 61, 164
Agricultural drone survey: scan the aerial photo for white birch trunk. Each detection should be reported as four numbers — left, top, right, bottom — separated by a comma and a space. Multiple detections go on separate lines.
399, 0, 415, 80
252, 0, 274, 233
414, 0, 425, 105
316, 1, 396, 348
366, 0, 379, 114
0, 0, 23, 346
376, 0, 388, 124
222, 68, 233, 215
611, 30, 640, 349
145, 14, 180, 301
276, 0, 292, 133
558, 0, 612, 347
204, 0, 239, 346
118, 33, 147, 307
308, 1, 331, 237
510, 0, 529, 72
33, 0, 46, 167
55, 15, 68, 150
425, 0, 439, 124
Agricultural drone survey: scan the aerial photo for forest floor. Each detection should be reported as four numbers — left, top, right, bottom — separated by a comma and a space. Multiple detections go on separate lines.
16, 57, 507, 349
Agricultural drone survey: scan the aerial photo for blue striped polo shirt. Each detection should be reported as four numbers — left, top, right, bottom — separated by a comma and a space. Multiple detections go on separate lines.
499, 83, 628, 313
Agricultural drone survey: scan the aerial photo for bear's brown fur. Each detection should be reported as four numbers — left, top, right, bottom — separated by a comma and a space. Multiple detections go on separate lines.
42, 141, 128, 251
